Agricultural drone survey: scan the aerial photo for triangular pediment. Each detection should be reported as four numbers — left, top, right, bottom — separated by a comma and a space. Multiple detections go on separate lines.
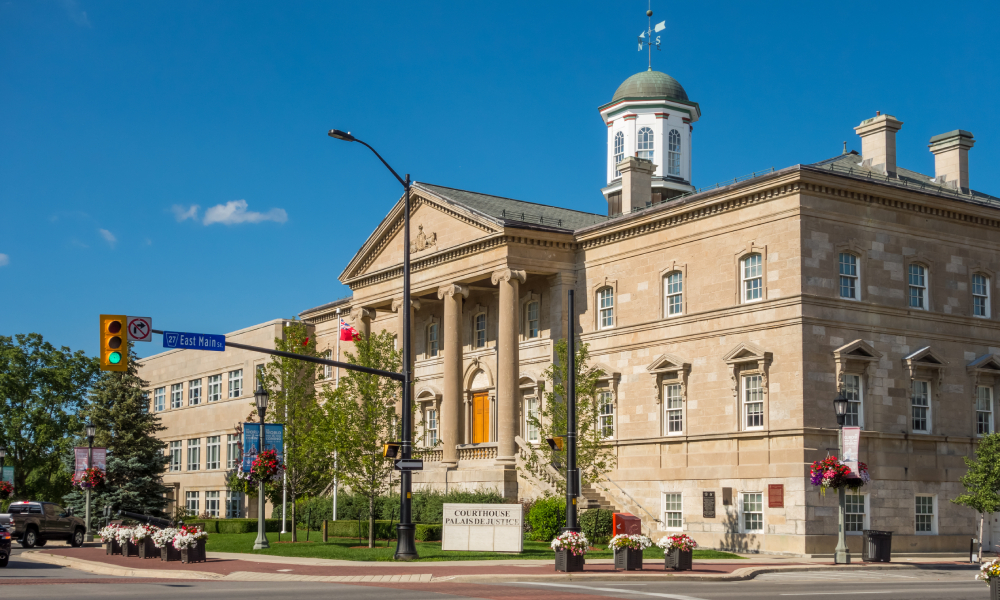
647, 353, 690, 374
723, 342, 770, 364
968, 354, 1000, 372
586, 363, 618, 381
833, 339, 880, 361
905, 346, 949, 367
340, 187, 502, 282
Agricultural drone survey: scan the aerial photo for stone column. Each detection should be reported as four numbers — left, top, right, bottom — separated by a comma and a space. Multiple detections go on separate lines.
350, 307, 374, 338
391, 298, 422, 414
438, 283, 469, 467
492, 268, 526, 464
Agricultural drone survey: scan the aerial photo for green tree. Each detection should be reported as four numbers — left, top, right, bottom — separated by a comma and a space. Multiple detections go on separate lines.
952, 432, 1000, 561
65, 344, 169, 521
318, 330, 402, 548
0, 333, 98, 501
518, 339, 617, 495
256, 319, 330, 541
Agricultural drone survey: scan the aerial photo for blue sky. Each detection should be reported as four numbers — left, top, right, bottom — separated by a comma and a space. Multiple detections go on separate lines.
2, 0, 997, 359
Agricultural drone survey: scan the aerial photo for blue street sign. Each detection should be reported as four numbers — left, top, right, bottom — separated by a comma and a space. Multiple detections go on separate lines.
162, 331, 226, 351
242, 423, 284, 472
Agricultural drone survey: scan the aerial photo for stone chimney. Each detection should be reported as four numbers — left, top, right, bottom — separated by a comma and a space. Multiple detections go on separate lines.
854, 113, 903, 176
929, 130, 975, 191
617, 157, 656, 213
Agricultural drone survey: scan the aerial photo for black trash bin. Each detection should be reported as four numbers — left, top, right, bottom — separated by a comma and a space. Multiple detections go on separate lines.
862, 530, 892, 562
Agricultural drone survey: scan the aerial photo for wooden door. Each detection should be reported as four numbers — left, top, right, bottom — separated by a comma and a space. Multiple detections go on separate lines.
472, 392, 490, 444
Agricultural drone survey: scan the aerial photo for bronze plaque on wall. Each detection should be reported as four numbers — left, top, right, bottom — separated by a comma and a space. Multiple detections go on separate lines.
722, 487, 733, 506
703, 491, 716, 518
768, 484, 784, 508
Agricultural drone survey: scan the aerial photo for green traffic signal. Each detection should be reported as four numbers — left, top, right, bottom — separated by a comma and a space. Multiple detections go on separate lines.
109, 351, 122, 364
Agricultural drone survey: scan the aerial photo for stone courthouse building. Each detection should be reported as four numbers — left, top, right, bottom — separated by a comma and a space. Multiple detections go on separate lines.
143, 67, 1000, 556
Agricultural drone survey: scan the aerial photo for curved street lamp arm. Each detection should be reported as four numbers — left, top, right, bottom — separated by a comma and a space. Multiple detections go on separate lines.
355, 139, 407, 189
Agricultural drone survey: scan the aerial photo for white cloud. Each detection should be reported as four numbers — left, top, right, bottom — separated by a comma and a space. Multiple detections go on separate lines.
172, 204, 200, 222
0, 254, 8, 267
61, 0, 91, 27
203, 200, 288, 226
99, 228, 117, 247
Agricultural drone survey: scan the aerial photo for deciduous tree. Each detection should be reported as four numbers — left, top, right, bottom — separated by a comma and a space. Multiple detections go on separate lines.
953, 432, 1000, 561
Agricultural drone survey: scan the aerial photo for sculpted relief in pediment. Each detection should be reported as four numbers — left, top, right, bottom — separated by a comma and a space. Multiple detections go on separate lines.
410, 225, 437, 253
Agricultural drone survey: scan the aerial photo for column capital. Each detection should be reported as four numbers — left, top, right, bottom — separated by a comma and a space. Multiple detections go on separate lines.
391, 297, 422, 312
349, 307, 376, 322
491, 268, 526, 285
437, 283, 470, 300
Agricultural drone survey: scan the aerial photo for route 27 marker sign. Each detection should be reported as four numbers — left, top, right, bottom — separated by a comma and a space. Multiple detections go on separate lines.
126, 316, 152, 342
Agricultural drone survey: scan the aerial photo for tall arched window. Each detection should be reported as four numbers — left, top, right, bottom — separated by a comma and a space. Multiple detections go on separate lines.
613, 131, 624, 177
427, 323, 439, 357
668, 129, 681, 176
597, 287, 614, 329
637, 127, 654, 161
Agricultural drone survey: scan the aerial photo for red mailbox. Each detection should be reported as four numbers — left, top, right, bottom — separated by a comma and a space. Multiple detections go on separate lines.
613, 512, 641, 536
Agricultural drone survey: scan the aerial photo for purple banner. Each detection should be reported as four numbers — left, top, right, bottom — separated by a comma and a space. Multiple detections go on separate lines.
74, 447, 107, 474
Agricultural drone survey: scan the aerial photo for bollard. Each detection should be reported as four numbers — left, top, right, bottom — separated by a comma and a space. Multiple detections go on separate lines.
322, 519, 328, 543
306, 508, 311, 542
971, 538, 979, 563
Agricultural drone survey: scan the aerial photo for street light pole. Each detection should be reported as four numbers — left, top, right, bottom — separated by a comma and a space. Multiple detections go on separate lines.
253, 384, 271, 550
327, 129, 417, 560
85, 422, 96, 542
564, 290, 580, 532
833, 391, 850, 565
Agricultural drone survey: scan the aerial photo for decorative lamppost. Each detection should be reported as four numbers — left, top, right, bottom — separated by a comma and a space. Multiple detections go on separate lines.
253, 383, 271, 550
833, 390, 850, 564
327, 128, 417, 561
85, 422, 96, 542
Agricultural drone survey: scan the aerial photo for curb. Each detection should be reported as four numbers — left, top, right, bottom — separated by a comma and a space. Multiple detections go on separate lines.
20, 551, 223, 580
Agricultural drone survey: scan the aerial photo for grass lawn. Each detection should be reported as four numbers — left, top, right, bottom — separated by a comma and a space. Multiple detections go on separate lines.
205, 530, 744, 562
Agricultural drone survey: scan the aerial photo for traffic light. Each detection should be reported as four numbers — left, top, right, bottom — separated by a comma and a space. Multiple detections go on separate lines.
100, 314, 128, 372
383, 442, 400, 458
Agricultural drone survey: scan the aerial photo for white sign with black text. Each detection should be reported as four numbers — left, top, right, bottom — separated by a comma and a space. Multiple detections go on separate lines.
842, 426, 862, 477
442, 503, 523, 553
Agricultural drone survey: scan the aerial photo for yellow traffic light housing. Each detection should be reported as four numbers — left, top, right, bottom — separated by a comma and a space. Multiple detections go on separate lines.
100, 314, 128, 372
546, 436, 564, 451
383, 443, 400, 459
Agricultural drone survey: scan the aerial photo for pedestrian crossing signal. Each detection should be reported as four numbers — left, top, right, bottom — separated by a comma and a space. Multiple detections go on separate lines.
100, 314, 128, 372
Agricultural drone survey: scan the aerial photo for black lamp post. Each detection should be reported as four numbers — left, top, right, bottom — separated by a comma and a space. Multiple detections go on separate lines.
564, 290, 580, 533
832, 389, 850, 564
85, 422, 96, 541
328, 128, 417, 561
253, 383, 271, 550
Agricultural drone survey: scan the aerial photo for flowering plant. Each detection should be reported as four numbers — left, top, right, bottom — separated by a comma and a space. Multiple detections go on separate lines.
172, 525, 208, 550
608, 533, 652, 551
114, 526, 134, 546
72, 467, 105, 490
809, 456, 869, 494
657, 533, 698, 553
0, 480, 13, 500
978, 558, 1000, 585
550, 531, 590, 556
152, 527, 178, 548
130, 524, 158, 542
98, 524, 120, 543
237, 448, 284, 488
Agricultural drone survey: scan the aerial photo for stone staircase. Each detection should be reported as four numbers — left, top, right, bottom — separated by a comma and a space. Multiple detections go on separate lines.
580, 483, 616, 511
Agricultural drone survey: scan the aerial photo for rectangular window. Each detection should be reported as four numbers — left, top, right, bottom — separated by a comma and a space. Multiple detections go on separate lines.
527, 302, 540, 338
663, 493, 683, 530
526, 397, 539, 443
229, 369, 243, 398
915, 495, 936, 534
255, 364, 264, 392
973, 274, 990, 318
598, 288, 614, 329
154, 387, 166, 412
324, 351, 333, 379
977, 386, 994, 436
845, 492, 867, 533
743, 374, 764, 430
666, 272, 683, 316
742, 492, 764, 533
188, 379, 202, 406
208, 374, 222, 402
742, 254, 763, 303
426, 409, 438, 447
227, 434, 240, 469
169, 441, 182, 472
428, 324, 439, 357
912, 380, 930, 433
666, 383, 683, 434
839, 253, 858, 299
185, 491, 199, 515
170, 383, 183, 409
204, 491, 220, 518
474, 313, 487, 348
909, 264, 926, 309
187, 438, 201, 471
844, 374, 863, 428
599, 391, 614, 439
206, 436, 221, 470
226, 491, 243, 519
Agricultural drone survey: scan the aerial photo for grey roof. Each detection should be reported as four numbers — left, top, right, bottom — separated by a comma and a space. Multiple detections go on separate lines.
416, 183, 607, 230
611, 69, 689, 103
299, 295, 351, 317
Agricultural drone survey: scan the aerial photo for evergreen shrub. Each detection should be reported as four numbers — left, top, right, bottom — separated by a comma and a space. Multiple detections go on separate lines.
579, 508, 613, 545
526, 496, 566, 541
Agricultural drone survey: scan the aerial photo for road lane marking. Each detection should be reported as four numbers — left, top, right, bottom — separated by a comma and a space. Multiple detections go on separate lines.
514, 582, 707, 600
779, 593, 890, 596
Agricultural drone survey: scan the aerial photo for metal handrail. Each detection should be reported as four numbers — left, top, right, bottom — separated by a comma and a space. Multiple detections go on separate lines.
499, 209, 566, 227
602, 477, 662, 523
821, 162, 1000, 207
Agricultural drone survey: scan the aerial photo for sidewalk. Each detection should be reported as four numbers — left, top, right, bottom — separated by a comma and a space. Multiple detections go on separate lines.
20, 546, 978, 583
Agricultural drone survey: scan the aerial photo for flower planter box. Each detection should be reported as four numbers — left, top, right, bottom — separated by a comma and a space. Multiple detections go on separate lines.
992, 579, 1000, 600
105, 540, 122, 555
664, 548, 693, 571
614, 547, 643, 570
160, 545, 181, 562
554, 549, 585, 572
138, 538, 157, 559
180, 539, 207, 564
124, 539, 140, 558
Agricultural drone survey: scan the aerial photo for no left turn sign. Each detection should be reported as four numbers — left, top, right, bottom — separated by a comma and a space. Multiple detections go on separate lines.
127, 316, 152, 342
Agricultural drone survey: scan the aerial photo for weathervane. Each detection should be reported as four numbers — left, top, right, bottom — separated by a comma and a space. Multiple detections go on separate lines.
637, 1, 666, 70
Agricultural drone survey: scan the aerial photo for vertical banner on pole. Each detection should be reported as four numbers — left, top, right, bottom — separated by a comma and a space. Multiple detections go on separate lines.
74, 448, 107, 474
242, 424, 284, 472
842, 427, 861, 476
